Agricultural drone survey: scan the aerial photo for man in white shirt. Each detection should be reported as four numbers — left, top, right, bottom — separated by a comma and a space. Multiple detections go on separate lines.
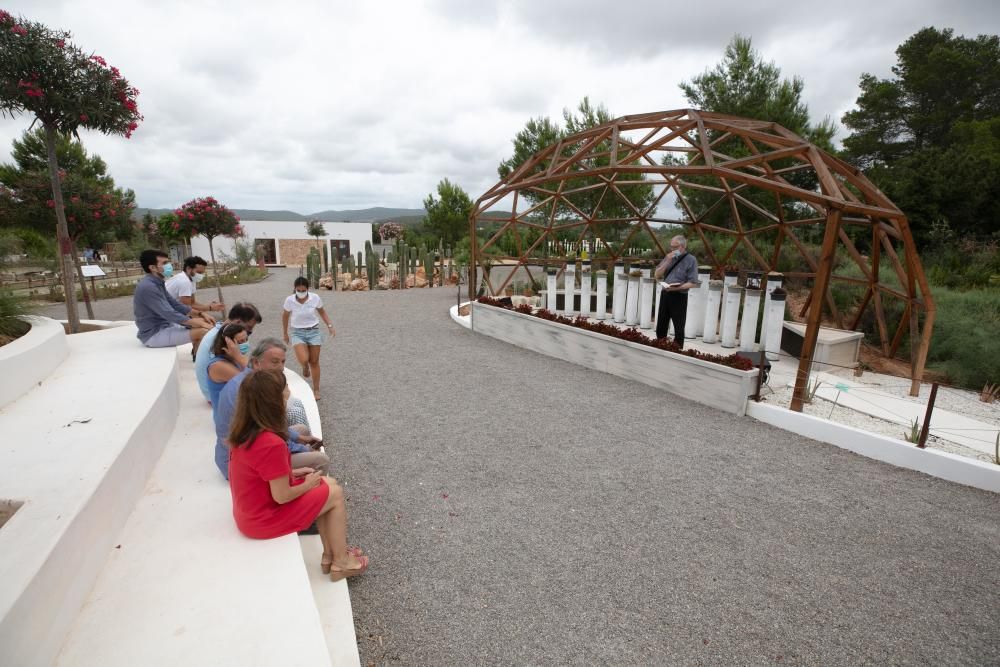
166, 256, 225, 315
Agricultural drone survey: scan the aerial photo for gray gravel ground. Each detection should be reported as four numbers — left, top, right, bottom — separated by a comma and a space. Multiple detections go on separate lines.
40, 269, 1000, 665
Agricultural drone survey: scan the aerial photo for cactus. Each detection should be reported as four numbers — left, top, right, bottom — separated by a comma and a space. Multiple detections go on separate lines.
438, 238, 444, 286
356, 251, 363, 277
366, 251, 378, 289
331, 247, 339, 290
306, 247, 321, 288
422, 248, 433, 287
321, 243, 329, 273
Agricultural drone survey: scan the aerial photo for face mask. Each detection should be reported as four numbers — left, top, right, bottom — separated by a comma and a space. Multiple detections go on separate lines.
193, 272, 205, 283
238, 342, 251, 356
162, 262, 174, 278
295, 290, 308, 298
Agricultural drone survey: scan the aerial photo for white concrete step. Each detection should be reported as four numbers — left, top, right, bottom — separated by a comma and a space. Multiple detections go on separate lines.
56, 350, 358, 666
0, 323, 179, 667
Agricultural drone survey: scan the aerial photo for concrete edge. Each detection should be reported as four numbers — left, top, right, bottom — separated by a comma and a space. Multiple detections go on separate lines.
0, 316, 69, 411
449, 302, 471, 330
746, 401, 1000, 494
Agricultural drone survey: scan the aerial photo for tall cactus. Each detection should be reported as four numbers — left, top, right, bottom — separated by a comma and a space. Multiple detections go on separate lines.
422, 248, 433, 287
332, 246, 339, 291
437, 238, 444, 286
306, 247, 321, 288
366, 251, 378, 289
356, 251, 363, 278
321, 243, 329, 273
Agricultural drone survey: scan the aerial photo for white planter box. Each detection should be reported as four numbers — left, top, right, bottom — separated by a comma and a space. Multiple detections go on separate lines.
472, 302, 758, 415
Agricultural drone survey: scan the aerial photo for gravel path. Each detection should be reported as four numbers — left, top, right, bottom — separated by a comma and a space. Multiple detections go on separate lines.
40, 270, 1000, 665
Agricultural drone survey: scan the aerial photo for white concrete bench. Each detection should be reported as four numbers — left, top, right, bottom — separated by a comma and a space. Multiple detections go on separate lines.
56, 349, 359, 666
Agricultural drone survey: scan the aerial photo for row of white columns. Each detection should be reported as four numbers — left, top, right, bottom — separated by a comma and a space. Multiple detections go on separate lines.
544, 264, 787, 359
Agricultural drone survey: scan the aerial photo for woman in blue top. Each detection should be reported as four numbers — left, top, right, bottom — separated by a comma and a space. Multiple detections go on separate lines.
206, 323, 250, 410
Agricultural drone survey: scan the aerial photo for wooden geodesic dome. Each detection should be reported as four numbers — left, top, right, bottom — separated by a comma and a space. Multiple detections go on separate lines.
469, 108, 935, 408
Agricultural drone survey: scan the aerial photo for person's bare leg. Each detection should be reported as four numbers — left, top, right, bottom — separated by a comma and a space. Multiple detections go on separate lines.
316, 478, 361, 570
308, 344, 322, 397
293, 342, 309, 377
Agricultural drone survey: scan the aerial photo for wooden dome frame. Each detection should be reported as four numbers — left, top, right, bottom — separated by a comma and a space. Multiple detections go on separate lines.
469, 109, 935, 411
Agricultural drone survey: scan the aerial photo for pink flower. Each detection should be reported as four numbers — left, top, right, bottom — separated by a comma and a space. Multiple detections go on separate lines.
90, 55, 107, 67
46, 199, 55, 208
79, 114, 89, 122
93, 211, 101, 219
70, 196, 80, 203
11, 24, 27, 36
109, 209, 116, 216
56, 39, 65, 48
0, 11, 12, 23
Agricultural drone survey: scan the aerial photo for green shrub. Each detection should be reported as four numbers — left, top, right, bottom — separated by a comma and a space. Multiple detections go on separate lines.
0, 290, 33, 341
923, 285, 1000, 388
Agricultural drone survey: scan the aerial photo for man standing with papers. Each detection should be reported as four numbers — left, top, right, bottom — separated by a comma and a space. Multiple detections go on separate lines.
654, 235, 699, 348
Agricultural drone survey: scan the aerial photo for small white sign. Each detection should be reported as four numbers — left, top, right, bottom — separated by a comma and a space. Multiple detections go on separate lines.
81, 265, 106, 278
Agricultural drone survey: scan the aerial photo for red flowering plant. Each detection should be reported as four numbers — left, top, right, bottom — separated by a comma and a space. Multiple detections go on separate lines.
173, 196, 241, 304
0, 9, 142, 331
378, 222, 403, 242
478, 296, 753, 371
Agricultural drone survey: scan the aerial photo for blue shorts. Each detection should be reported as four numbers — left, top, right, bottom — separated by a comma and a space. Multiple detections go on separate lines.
289, 326, 323, 346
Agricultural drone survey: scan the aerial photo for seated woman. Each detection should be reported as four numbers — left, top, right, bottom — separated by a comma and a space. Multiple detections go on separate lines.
207, 323, 250, 409
228, 370, 368, 581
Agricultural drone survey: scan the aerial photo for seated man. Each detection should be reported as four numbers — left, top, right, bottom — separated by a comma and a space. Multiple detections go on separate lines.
133, 249, 215, 348
195, 302, 262, 403
213, 337, 330, 480
166, 256, 225, 316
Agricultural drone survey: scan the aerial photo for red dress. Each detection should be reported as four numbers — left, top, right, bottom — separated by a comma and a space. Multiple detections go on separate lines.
229, 430, 329, 539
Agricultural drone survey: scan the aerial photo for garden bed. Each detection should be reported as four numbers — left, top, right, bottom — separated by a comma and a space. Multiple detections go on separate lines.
471, 300, 760, 415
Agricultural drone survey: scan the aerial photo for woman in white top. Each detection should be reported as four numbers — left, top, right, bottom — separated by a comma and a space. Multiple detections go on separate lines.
282, 277, 335, 400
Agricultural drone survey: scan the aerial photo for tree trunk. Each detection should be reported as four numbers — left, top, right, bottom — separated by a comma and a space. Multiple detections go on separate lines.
43, 125, 81, 332
208, 237, 225, 306
70, 244, 96, 319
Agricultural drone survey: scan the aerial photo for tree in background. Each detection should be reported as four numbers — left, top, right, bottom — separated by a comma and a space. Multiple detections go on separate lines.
498, 98, 654, 239
0, 128, 136, 253
174, 197, 242, 305
378, 222, 403, 243
676, 35, 836, 245
423, 178, 472, 246
841, 27, 1000, 244
0, 10, 142, 331
305, 219, 326, 270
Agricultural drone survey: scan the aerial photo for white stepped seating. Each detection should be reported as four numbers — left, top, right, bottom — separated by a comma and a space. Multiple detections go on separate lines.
0, 319, 359, 667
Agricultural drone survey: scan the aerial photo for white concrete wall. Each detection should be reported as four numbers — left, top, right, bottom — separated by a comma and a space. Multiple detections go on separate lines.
747, 401, 1000, 493
190, 220, 374, 264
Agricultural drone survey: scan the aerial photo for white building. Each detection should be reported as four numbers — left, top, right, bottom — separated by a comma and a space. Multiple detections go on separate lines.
190, 220, 374, 267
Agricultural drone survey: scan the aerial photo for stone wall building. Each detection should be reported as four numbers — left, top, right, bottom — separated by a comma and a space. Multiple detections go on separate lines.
190, 220, 374, 267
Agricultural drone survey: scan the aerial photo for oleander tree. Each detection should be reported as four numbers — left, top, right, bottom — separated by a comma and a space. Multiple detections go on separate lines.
378, 222, 403, 243
173, 196, 242, 305
0, 10, 142, 331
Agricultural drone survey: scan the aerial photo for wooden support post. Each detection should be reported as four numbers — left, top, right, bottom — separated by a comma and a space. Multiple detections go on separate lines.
791, 210, 842, 412
917, 382, 938, 448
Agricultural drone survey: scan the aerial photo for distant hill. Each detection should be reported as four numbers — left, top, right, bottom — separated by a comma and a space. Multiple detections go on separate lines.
131, 206, 425, 223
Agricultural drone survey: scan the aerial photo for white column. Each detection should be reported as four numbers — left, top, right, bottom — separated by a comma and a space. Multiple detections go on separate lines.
563, 263, 576, 316
625, 270, 641, 326
760, 272, 784, 349
639, 277, 655, 329
546, 269, 558, 312
595, 270, 608, 320
702, 280, 723, 344
718, 269, 739, 343
580, 261, 592, 318
692, 266, 711, 338
612, 263, 627, 323
764, 287, 786, 360
740, 288, 762, 352
720, 285, 742, 348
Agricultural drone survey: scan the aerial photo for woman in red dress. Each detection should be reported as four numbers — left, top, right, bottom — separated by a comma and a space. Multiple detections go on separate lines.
228, 370, 368, 581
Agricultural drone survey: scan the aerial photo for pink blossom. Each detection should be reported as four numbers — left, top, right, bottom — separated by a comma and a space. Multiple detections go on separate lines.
79, 114, 89, 122
11, 24, 26, 36
46, 199, 55, 208
56, 39, 65, 48
90, 55, 107, 67
93, 211, 101, 219
0, 11, 12, 23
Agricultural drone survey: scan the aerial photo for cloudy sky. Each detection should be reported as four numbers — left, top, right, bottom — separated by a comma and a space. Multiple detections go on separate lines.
2, 1, 997, 214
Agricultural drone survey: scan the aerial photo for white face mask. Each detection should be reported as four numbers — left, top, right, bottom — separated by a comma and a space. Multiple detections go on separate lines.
295, 290, 308, 298
193, 272, 205, 283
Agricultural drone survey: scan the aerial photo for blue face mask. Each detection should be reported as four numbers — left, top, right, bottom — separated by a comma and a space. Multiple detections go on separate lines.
162, 262, 174, 278
238, 342, 251, 356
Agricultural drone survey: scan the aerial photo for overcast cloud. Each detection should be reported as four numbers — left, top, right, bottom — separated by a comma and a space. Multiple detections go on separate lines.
2, 1, 997, 213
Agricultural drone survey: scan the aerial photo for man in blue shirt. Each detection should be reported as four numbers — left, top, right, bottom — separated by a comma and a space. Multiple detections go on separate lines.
133, 249, 215, 347
214, 337, 330, 480
654, 235, 700, 348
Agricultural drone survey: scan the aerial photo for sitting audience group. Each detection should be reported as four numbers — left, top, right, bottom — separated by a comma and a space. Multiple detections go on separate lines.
132, 249, 368, 581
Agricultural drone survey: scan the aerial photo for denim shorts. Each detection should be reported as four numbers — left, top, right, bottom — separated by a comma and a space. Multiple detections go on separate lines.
289, 326, 323, 346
